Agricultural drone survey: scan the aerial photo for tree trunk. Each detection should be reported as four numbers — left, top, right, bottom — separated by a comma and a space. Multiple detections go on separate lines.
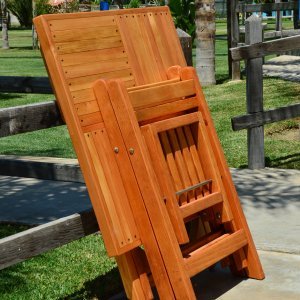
195, 0, 216, 86
32, 0, 38, 49
1, 0, 9, 49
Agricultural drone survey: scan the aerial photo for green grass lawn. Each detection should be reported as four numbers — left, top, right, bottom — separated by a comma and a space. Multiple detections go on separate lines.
0, 21, 299, 299
1, 29, 299, 168
0, 225, 120, 300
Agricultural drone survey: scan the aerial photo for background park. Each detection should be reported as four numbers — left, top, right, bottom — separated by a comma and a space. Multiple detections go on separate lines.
0, 0, 299, 299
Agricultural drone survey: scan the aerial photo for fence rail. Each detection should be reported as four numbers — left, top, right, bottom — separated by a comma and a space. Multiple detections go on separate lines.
231, 34, 300, 61
232, 103, 300, 131
0, 101, 63, 138
236, 1, 299, 13
0, 209, 98, 270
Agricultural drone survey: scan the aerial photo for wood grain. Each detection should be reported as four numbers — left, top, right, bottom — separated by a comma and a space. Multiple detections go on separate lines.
128, 79, 195, 110
231, 34, 300, 61
185, 229, 248, 277
52, 26, 119, 42
0, 101, 64, 138
232, 103, 300, 131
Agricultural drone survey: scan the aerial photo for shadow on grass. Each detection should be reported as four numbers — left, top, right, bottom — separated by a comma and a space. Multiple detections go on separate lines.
216, 74, 230, 85
62, 268, 124, 300
7, 46, 34, 51
0, 92, 26, 101
0, 56, 42, 59
0, 265, 30, 295
239, 153, 300, 169
0, 147, 72, 158
265, 153, 300, 169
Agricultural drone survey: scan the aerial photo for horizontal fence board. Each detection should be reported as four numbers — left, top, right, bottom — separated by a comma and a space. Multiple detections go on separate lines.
0, 209, 98, 270
264, 29, 300, 39
0, 155, 84, 182
230, 35, 300, 61
232, 103, 300, 131
0, 101, 64, 138
236, 2, 298, 13
0, 76, 52, 94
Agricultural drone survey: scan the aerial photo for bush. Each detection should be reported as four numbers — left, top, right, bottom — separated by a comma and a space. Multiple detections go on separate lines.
169, 0, 195, 42
35, 0, 79, 15
7, 0, 32, 28
35, 0, 55, 16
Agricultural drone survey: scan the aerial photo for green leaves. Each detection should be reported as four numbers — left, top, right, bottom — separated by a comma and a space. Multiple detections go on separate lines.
169, 0, 196, 41
7, 0, 32, 28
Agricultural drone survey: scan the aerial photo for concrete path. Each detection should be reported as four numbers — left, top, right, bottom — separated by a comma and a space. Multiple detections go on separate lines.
0, 166, 299, 299
0, 175, 91, 225
232, 167, 300, 254
263, 55, 300, 82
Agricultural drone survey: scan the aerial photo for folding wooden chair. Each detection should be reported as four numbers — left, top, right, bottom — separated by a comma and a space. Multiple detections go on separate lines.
34, 7, 264, 299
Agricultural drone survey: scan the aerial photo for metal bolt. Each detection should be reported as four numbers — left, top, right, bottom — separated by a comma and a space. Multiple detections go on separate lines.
114, 147, 119, 154
129, 148, 135, 155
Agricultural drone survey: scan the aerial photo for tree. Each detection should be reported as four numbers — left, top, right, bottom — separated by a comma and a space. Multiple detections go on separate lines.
169, 0, 196, 42
7, 0, 32, 28
1, 0, 9, 49
195, 0, 216, 86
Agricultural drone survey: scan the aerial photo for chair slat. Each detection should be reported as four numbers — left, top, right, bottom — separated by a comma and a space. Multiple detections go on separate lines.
67, 70, 134, 92
60, 47, 127, 67
79, 111, 103, 127
75, 100, 99, 116
180, 192, 223, 219
49, 15, 116, 31
56, 36, 122, 54
52, 26, 119, 42
63, 57, 129, 79
128, 79, 195, 110
136, 97, 198, 124
185, 230, 248, 277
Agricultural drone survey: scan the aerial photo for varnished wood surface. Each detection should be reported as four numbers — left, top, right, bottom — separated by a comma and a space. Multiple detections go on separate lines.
33, 7, 265, 298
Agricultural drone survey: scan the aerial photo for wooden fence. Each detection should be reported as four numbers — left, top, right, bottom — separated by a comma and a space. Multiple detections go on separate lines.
230, 15, 300, 169
228, 0, 300, 80
0, 30, 192, 271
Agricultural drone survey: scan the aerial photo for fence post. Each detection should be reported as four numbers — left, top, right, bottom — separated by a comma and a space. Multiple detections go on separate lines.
275, 0, 283, 32
227, 0, 241, 80
245, 15, 265, 169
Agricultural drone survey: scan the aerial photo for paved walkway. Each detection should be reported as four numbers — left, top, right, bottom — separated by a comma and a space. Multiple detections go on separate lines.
0, 166, 299, 299
263, 55, 300, 82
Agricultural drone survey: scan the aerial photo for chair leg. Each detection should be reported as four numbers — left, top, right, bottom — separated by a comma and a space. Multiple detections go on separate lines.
116, 249, 153, 299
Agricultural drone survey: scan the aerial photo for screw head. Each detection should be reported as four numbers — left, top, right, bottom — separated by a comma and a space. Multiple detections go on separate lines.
114, 147, 119, 154
129, 148, 135, 155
